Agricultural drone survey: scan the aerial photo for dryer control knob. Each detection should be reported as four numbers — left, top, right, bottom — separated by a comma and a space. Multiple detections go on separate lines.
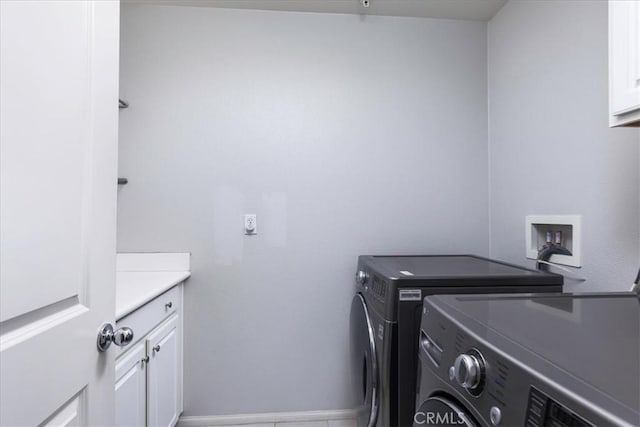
356, 270, 368, 285
453, 353, 483, 390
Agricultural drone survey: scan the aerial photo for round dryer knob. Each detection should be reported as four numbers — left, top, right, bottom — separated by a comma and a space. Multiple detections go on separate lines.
453, 353, 483, 390
356, 270, 368, 285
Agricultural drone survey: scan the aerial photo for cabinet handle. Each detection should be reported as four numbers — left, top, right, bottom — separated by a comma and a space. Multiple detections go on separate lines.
141, 355, 149, 365
165, 301, 173, 309
153, 344, 161, 353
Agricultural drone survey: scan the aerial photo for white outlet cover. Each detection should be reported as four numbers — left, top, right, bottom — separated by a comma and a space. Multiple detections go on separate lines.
525, 215, 581, 267
244, 214, 257, 235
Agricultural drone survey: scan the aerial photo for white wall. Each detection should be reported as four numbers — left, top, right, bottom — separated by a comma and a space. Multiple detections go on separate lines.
118, 5, 489, 415
488, 0, 640, 291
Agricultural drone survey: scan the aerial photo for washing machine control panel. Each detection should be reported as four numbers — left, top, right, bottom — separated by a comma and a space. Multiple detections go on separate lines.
356, 269, 388, 300
524, 387, 594, 427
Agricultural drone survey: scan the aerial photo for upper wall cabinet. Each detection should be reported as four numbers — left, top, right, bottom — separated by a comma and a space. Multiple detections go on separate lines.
609, 0, 640, 127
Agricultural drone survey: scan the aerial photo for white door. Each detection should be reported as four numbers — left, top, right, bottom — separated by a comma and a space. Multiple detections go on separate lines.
0, 1, 120, 425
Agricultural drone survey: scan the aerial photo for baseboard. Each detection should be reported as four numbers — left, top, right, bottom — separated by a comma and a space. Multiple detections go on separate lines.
177, 409, 357, 426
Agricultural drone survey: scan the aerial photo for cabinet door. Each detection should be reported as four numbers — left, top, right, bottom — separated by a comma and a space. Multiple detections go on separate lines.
147, 315, 180, 427
115, 341, 146, 427
610, 0, 640, 123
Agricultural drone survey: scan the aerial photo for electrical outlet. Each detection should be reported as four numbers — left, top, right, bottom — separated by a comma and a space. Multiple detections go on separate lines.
244, 214, 257, 235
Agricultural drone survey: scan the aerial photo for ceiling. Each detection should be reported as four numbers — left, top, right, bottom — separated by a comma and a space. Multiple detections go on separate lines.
124, 0, 508, 21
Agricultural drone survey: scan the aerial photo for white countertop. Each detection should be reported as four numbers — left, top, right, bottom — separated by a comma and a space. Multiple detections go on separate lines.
116, 271, 190, 320
115, 253, 191, 320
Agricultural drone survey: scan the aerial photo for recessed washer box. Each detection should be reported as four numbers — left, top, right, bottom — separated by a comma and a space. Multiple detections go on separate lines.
525, 215, 581, 267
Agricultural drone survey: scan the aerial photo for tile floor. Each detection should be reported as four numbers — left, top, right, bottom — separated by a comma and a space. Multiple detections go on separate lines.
211, 420, 357, 427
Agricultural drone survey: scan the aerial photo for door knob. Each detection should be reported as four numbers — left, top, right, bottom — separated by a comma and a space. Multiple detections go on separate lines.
97, 323, 134, 352
113, 327, 134, 346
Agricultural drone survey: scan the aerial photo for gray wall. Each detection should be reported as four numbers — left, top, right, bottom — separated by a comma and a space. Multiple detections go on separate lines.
487, 0, 640, 291
117, 5, 489, 415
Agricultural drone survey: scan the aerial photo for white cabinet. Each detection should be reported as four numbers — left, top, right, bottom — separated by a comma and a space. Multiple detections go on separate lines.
116, 342, 147, 427
147, 315, 180, 427
115, 284, 183, 427
609, 0, 640, 126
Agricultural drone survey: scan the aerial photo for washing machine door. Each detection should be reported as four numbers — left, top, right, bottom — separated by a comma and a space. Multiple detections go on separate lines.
413, 396, 478, 427
350, 294, 378, 427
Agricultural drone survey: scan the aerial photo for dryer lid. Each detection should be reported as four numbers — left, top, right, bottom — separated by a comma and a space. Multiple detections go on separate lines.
360, 255, 563, 287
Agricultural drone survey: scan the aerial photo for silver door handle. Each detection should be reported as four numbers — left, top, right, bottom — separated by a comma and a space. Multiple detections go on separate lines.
97, 323, 135, 352
153, 344, 161, 353
113, 327, 134, 346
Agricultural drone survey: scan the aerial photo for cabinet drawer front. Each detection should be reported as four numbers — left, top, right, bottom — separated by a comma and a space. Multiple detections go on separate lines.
115, 284, 182, 357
